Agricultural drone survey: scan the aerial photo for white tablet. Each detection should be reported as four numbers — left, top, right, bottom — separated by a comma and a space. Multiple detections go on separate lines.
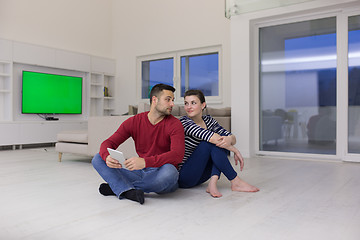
107, 148, 126, 166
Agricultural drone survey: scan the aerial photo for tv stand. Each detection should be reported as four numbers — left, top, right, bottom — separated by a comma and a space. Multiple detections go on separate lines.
0, 120, 87, 147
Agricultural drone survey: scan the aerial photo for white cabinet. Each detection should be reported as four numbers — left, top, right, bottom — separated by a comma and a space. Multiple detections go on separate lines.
90, 73, 115, 116
0, 61, 12, 121
0, 121, 87, 146
0, 123, 19, 145
0, 38, 116, 147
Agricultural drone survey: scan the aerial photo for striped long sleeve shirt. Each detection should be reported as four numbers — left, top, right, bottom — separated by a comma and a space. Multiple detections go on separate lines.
179, 115, 231, 169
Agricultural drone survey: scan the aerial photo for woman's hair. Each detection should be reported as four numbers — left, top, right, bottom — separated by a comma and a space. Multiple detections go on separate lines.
184, 89, 206, 107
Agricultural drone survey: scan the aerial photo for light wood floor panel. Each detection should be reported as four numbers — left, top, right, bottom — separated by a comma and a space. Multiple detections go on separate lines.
0, 148, 359, 239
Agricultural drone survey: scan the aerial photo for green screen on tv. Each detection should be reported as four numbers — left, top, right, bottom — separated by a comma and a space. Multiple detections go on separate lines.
22, 71, 82, 114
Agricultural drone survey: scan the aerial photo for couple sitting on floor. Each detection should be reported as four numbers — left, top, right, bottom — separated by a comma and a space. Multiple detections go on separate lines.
92, 84, 259, 204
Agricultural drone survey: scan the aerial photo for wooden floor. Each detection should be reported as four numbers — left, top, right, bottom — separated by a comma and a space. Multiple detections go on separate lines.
1, 148, 359, 240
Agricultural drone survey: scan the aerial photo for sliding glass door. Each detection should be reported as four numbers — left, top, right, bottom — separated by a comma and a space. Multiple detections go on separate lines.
259, 17, 337, 155
348, 15, 360, 154
258, 11, 360, 160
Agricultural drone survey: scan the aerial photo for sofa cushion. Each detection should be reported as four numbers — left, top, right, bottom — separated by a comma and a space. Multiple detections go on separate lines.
88, 116, 137, 157
55, 142, 89, 155
138, 102, 151, 113
213, 116, 231, 132
206, 107, 231, 116
171, 104, 180, 116
57, 130, 88, 143
179, 106, 187, 116
128, 105, 138, 115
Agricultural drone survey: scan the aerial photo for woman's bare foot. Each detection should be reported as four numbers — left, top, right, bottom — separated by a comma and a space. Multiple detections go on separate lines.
206, 175, 222, 198
231, 176, 259, 192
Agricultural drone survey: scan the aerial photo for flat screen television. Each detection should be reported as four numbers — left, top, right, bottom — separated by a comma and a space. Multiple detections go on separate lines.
22, 71, 82, 114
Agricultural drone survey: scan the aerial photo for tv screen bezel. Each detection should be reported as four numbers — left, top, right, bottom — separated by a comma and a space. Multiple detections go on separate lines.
21, 70, 83, 115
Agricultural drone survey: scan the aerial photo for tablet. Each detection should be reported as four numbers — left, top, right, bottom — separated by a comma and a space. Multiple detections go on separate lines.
107, 148, 126, 166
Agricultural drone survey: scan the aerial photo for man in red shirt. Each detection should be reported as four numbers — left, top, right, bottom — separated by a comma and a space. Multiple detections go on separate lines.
92, 84, 185, 204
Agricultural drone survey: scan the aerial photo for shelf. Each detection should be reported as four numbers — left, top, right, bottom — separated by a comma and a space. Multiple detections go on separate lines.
90, 83, 103, 86
0, 61, 12, 122
0, 61, 12, 73
89, 72, 115, 117
0, 90, 11, 93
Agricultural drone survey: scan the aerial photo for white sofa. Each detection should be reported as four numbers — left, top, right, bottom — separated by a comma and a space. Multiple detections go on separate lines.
55, 104, 231, 161
55, 116, 137, 161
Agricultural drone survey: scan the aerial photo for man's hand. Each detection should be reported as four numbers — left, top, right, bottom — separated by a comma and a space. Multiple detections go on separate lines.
105, 155, 122, 168
124, 157, 146, 171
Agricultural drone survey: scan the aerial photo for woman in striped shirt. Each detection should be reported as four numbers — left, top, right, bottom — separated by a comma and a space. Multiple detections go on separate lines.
178, 90, 259, 198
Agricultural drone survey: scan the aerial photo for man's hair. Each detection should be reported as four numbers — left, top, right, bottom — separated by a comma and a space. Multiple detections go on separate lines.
184, 89, 206, 105
149, 83, 176, 104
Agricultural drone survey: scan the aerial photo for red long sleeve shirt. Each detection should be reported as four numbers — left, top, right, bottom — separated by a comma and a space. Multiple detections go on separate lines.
99, 112, 185, 169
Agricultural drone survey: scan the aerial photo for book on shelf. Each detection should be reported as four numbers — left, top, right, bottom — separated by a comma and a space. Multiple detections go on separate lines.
104, 87, 109, 97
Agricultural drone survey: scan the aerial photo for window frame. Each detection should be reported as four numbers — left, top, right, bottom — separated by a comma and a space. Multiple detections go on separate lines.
136, 45, 223, 105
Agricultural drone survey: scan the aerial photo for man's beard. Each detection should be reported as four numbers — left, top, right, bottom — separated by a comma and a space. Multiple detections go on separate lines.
155, 105, 172, 116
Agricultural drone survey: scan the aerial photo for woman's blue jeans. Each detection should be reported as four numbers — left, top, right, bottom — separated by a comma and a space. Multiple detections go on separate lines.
92, 153, 179, 198
178, 141, 237, 188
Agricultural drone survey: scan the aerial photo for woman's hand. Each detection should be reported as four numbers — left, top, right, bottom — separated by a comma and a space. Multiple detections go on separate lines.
215, 135, 233, 149
234, 150, 244, 171
227, 146, 244, 171
209, 133, 221, 144
210, 133, 244, 171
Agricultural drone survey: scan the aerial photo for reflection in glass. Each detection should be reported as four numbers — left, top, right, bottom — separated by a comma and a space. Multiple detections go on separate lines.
181, 53, 219, 97
141, 58, 173, 99
259, 17, 337, 154
348, 15, 360, 153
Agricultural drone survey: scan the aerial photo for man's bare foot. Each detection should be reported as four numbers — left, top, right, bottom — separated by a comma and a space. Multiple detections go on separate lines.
231, 176, 259, 192
206, 175, 222, 198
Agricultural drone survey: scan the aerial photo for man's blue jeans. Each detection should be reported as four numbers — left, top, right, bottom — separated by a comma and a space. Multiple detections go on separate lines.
92, 153, 179, 198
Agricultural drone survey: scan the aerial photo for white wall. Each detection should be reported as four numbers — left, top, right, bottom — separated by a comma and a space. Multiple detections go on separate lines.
230, 0, 359, 157
0, 0, 113, 58
1, 0, 233, 115
0, 0, 231, 115
112, 0, 231, 114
